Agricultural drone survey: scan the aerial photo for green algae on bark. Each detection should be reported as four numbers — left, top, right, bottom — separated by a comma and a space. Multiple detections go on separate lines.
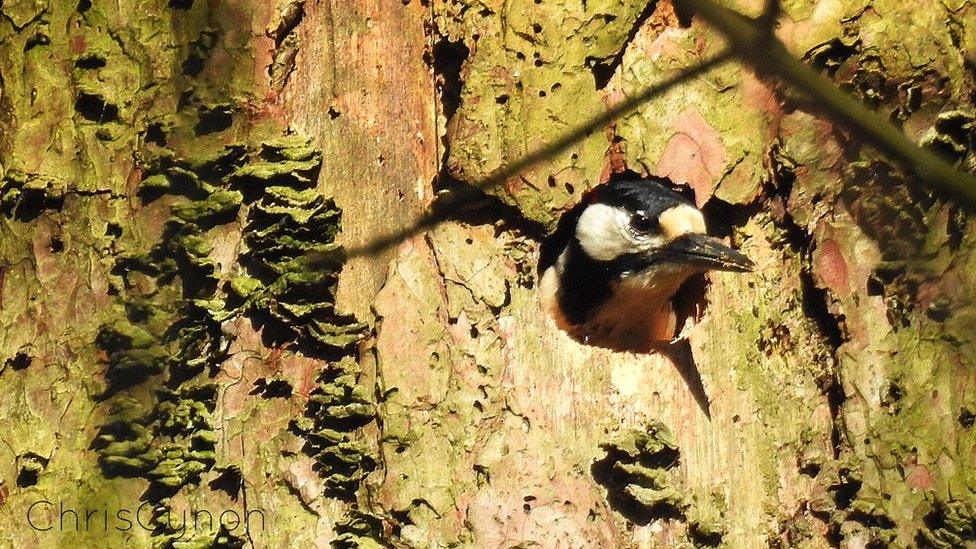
435, 0, 652, 228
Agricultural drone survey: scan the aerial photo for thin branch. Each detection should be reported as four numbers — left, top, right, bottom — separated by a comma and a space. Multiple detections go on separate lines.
318, 50, 734, 263
677, 0, 976, 208
759, 0, 781, 34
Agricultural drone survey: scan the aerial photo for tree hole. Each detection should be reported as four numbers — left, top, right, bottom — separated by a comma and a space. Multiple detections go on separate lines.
7, 352, 32, 371
194, 106, 233, 135
75, 92, 119, 123
49, 236, 64, 253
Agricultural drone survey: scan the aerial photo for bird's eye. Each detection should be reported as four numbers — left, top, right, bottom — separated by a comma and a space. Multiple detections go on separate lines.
629, 212, 658, 233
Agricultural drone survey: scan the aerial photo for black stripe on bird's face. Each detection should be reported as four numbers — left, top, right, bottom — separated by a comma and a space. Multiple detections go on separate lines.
575, 199, 709, 261
574, 191, 752, 277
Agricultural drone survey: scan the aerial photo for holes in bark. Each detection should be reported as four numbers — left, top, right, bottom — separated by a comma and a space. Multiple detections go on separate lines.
828, 468, 862, 510
591, 424, 684, 525
881, 380, 904, 414
430, 37, 469, 121
271, 0, 305, 48
587, 56, 615, 89
688, 524, 724, 547
24, 33, 49, 52
798, 459, 821, 478
182, 29, 219, 77
194, 105, 233, 135
75, 92, 119, 123
959, 408, 976, 428
6, 352, 32, 371
800, 269, 845, 349
143, 122, 166, 146
17, 466, 39, 488
16, 453, 48, 488
700, 197, 739, 239
49, 236, 64, 253
803, 38, 859, 77
251, 377, 293, 399
74, 55, 106, 69
77, 0, 92, 11
169, 0, 194, 9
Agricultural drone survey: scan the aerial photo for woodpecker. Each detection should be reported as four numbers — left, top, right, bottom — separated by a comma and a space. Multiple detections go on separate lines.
538, 178, 753, 352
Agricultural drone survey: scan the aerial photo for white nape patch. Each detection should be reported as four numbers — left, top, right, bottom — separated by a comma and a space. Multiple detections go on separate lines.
659, 204, 706, 240
575, 203, 664, 261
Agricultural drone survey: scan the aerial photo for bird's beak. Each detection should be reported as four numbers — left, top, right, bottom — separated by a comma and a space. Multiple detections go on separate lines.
666, 233, 754, 272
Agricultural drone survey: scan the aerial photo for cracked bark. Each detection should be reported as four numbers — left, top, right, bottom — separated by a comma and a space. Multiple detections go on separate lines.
0, 0, 975, 548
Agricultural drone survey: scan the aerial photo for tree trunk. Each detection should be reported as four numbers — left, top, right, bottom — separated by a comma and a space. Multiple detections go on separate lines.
0, 0, 974, 547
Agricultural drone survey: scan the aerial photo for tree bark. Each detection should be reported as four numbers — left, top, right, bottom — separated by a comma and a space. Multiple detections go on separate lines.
0, 0, 974, 547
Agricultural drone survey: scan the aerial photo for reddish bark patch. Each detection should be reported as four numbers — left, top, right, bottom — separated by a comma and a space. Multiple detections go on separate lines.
69, 35, 86, 54
906, 464, 934, 491
815, 239, 849, 293
126, 166, 143, 197
655, 109, 726, 207
602, 124, 627, 181
742, 74, 780, 128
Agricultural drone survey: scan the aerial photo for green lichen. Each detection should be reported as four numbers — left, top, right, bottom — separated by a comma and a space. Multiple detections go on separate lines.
0, 170, 67, 220
295, 361, 376, 501
232, 140, 365, 355
918, 498, 976, 547
170, 189, 242, 227
783, 14, 976, 546
593, 421, 731, 545
95, 320, 168, 395
332, 509, 393, 549
0, 0, 346, 546
592, 421, 687, 524
93, 397, 158, 477
228, 137, 322, 197
437, 0, 651, 227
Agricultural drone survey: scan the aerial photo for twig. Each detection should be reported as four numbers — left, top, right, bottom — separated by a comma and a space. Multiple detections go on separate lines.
677, 0, 976, 208
759, 0, 781, 35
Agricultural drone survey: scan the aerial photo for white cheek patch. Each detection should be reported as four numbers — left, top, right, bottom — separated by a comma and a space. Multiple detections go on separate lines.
659, 204, 706, 240
575, 203, 664, 261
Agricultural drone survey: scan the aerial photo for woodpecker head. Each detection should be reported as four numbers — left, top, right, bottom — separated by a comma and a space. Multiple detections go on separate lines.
573, 179, 753, 276
539, 178, 753, 351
